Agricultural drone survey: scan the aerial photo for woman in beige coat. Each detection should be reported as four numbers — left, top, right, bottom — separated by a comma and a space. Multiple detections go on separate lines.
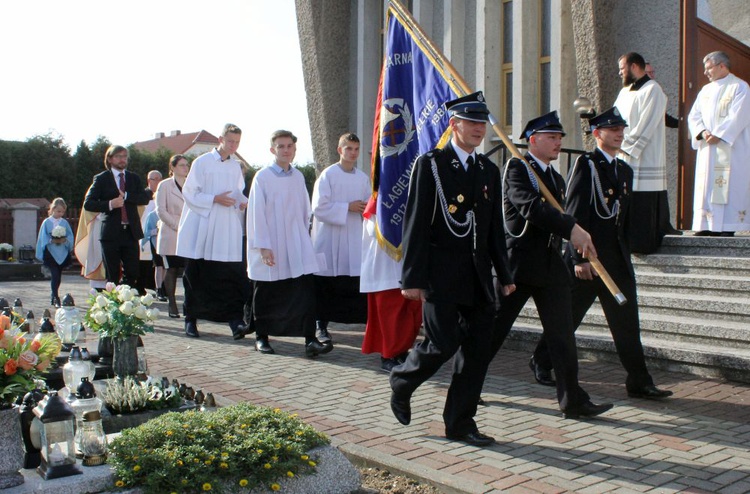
155, 154, 189, 317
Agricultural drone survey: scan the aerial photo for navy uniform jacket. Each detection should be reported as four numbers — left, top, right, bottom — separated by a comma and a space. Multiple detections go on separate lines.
503, 153, 576, 286
83, 169, 152, 241
401, 144, 512, 306
565, 149, 634, 278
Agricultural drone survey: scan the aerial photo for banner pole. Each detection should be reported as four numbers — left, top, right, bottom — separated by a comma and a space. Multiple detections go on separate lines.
388, 0, 626, 305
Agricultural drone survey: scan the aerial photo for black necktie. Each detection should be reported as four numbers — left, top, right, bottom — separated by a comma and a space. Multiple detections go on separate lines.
612, 159, 618, 179
466, 155, 474, 170
546, 165, 555, 186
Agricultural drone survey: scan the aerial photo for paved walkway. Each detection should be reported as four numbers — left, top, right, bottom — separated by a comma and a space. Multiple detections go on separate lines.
4, 275, 750, 494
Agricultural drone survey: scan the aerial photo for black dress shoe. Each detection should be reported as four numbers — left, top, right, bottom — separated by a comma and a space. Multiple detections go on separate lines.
169, 312, 181, 319
693, 230, 712, 236
390, 392, 411, 425
229, 320, 247, 340
719, 231, 735, 237
627, 385, 673, 399
380, 357, 399, 373
316, 327, 332, 343
477, 397, 486, 406
446, 430, 495, 447
563, 401, 613, 419
305, 339, 332, 357
255, 338, 275, 354
529, 357, 556, 387
185, 321, 200, 338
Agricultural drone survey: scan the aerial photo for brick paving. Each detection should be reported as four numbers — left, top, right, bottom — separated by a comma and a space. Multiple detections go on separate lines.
3, 275, 750, 493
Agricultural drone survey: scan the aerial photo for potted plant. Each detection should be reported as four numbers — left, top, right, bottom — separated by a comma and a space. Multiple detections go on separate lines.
0, 321, 61, 488
83, 283, 159, 378
0, 243, 12, 261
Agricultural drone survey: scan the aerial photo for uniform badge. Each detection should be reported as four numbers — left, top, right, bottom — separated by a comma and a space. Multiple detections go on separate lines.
608, 189, 614, 195
448, 204, 457, 213
457, 194, 464, 203
483, 185, 488, 199
451, 158, 461, 170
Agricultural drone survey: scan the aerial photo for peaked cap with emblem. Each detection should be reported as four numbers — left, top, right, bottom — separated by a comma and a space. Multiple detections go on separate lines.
521, 110, 566, 140
444, 91, 490, 122
588, 106, 628, 131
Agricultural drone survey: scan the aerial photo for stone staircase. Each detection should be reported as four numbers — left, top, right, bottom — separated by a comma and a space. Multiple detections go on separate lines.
502, 234, 750, 383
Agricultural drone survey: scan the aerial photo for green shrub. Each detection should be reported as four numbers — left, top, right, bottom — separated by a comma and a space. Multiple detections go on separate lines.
109, 403, 329, 493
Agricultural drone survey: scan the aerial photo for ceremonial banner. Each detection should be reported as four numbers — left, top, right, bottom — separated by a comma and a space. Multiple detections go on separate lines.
371, 6, 460, 260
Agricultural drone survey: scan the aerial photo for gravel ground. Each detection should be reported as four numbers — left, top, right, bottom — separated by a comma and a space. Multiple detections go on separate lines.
355, 466, 443, 494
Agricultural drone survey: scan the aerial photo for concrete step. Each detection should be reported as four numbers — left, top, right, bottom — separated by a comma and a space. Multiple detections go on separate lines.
632, 253, 750, 277
503, 322, 750, 383
517, 305, 750, 348
658, 233, 750, 257
637, 290, 750, 322
635, 271, 750, 296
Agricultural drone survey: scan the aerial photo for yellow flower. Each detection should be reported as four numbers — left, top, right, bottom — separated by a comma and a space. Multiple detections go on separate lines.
296, 431, 303, 436
308, 460, 317, 467
272, 456, 279, 462
202, 483, 212, 491
204, 460, 212, 465
290, 413, 298, 418
115, 480, 125, 487
220, 462, 228, 469
240, 423, 247, 429
221, 452, 229, 458
239, 479, 249, 487
287, 471, 294, 478
166, 430, 173, 436
271, 484, 280, 491
256, 449, 263, 454
182, 479, 188, 485
300, 455, 309, 460
176, 460, 183, 466
133, 465, 141, 472
264, 463, 272, 469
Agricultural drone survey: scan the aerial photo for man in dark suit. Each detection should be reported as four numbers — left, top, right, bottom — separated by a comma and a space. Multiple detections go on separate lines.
530, 107, 673, 400
83, 145, 152, 287
488, 111, 613, 419
390, 91, 516, 447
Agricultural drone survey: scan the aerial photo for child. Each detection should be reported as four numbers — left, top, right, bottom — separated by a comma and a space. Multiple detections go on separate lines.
36, 197, 75, 307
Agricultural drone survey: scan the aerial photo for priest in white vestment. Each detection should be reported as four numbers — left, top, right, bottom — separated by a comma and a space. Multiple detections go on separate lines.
310, 133, 371, 343
688, 51, 750, 236
614, 52, 677, 253
245, 130, 330, 357
175, 124, 250, 339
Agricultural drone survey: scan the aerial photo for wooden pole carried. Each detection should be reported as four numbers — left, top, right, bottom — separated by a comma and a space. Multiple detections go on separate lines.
388, 0, 626, 305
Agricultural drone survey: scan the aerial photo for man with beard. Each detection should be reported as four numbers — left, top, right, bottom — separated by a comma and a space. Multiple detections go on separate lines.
84, 145, 153, 287
614, 52, 677, 253
529, 107, 673, 400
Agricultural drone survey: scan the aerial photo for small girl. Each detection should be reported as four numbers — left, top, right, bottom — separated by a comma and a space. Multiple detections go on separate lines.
35, 197, 75, 307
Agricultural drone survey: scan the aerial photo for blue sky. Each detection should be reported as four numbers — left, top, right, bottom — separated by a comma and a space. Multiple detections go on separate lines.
0, 0, 313, 166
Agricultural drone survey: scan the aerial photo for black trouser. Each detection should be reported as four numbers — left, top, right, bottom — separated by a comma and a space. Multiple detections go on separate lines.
390, 300, 494, 437
100, 226, 140, 286
43, 249, 71, 299
490, 283, 590, 412
533, 263, 653, 391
